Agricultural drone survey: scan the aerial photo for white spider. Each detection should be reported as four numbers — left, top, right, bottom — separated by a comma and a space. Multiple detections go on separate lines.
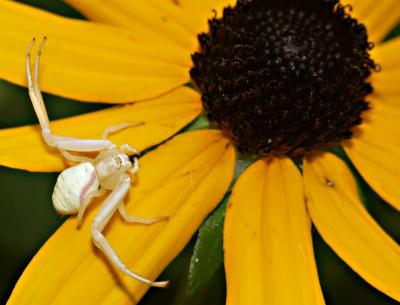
26, 37, 168, 288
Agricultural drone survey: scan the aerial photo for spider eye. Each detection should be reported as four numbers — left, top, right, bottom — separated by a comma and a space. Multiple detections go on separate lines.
115, 156, 123, 168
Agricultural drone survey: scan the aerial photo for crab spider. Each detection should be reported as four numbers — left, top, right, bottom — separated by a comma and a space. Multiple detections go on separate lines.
26, 37, 168, 288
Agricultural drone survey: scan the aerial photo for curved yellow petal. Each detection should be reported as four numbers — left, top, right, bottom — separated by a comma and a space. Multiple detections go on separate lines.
344, 92, 400, 211
65, 0, 235, 53
304, 153, 400, 301
343, 0, 400, 43
372, 37, 400, 70
224, 157, 325, 305
0, 1, 190, 103
7, 129, 236, 305
0, 87, 201, 172
370, 37, 400, 95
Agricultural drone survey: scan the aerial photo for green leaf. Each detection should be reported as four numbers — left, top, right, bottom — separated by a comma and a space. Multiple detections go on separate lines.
184, 113, 210, 132
186, 196, 228, 296
233, 154, 258, 181
384, 22, 400, 42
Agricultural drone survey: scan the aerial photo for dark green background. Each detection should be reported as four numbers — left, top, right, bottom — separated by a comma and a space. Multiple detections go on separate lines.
0, 1, 399, 304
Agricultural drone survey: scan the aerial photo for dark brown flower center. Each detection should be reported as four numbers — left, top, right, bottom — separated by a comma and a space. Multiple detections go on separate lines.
190, 0, 377, 156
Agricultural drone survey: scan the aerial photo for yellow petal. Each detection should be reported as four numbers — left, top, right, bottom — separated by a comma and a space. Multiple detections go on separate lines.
224, 158, 325, 305
0, 87, 201, 172
370, 37, 400, 95
343, 0, 400, 43
0, 1, 190, 102
65, 0, 235, 53
7, 130, 236, 305
372, 37, 400, 70
344, 92, 400, 211
304, 153, 400, 301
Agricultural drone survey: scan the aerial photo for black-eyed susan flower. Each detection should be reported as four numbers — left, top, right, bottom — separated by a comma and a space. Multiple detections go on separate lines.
0, 0, 399, 304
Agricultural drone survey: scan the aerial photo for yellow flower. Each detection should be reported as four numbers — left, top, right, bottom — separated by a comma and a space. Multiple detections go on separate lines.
0, 0, 399, 304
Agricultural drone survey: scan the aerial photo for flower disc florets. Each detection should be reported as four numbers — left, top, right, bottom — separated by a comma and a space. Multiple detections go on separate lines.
190, 0, 377, 156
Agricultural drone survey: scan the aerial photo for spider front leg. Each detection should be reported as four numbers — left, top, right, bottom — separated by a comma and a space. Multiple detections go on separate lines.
76, 188, 106, 228
102, 122, 144, 140
118, 202, 168, 224
26, 37, 112, 154
91, 174, 169, 287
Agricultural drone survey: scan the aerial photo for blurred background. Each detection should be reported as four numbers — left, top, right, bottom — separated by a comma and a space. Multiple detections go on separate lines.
0, 1, 399, 304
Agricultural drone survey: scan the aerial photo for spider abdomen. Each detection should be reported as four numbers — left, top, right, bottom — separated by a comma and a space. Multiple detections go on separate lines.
52, 162, 99, 215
